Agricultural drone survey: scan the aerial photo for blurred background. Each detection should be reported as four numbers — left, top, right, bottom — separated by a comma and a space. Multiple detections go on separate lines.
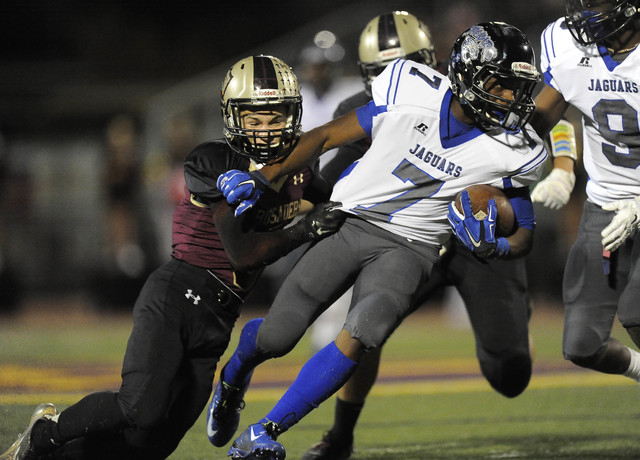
0, 0, 582, 315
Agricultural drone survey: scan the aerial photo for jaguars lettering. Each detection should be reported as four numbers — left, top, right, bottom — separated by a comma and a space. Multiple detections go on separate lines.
587, 78, 638, 93
408, 143, 462, 177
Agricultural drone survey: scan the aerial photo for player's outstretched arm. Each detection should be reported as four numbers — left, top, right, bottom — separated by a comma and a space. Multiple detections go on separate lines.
214, 200, 346, 271
530, 119, 578, 210
262, 110, 367, 183
530, 84, 570, 139
216, 110, 367, 217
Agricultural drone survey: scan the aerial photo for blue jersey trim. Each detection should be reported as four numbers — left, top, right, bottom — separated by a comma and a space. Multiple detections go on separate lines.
336, 160, 358, 182
439, 90, 484, 148
518, 148, 549, 174
356, 101, 388, 138
386, 59, 407, 105
598, 44, 623, 71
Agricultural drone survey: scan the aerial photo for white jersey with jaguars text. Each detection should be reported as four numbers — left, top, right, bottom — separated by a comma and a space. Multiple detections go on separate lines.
541, 17, 640, 206
330, 59, 548, 246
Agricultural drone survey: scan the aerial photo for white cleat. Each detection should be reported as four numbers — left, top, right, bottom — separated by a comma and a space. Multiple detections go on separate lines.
0, 403, 58, 460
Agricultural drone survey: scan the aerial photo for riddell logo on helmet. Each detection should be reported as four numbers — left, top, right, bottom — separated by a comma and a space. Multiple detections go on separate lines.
255, 89, 277, 96
511, 62, 539, 77
380, 49, 403, 59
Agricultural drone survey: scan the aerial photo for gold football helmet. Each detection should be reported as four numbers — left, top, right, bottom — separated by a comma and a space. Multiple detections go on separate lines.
221, 55, 303, 163
358, 11, 437, 95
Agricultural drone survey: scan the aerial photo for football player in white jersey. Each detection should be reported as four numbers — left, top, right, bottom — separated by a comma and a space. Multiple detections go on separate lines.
214, 22, 547, 459
302, 11, 542, 460
530, 0, 640, 390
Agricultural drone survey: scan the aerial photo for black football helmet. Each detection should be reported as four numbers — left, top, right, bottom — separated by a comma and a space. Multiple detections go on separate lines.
221, 55, 303, 164
358, 11, 437, 96
448, 22, 540, 133
565, 0, 639, 45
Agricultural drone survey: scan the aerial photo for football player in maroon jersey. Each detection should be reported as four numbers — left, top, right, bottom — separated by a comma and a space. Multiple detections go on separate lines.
0, 55, 344, 460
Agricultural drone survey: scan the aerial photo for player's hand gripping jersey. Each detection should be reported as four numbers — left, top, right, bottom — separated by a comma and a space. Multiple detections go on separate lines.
330, 59, 548, 246
541, 18, 640, 205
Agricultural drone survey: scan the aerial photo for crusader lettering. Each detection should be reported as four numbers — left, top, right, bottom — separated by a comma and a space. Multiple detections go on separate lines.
408, 143, 463, 177
587, 78, 639, 93
254, 200, 301, 227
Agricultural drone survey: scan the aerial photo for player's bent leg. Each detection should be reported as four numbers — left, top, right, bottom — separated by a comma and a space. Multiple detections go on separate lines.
302, 347, 382, 460
564, 337, 631, 374
477, 349, 531, 398
207, 364, 253, 447
230, 339, 359, 459
208, 319, 265, 447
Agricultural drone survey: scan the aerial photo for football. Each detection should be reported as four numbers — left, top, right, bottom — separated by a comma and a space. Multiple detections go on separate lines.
454, 184, 515, 236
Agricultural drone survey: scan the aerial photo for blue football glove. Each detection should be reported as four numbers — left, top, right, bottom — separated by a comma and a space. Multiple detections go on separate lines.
216, 169, 269, 217
447, 191, 509, 259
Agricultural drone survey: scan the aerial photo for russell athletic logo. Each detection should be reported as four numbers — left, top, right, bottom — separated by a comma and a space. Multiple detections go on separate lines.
414, 123, 429, 135
578, 57, 591, 67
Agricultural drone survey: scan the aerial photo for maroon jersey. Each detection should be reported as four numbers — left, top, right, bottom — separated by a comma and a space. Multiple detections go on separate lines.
171, 140, 314, 296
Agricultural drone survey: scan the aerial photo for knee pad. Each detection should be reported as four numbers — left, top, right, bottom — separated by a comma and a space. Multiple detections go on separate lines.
345, 293, 402, 350
564, 351, 600, 369
479, 352, 532, 398
256, 311, 308, 358
562, 325, 605, 365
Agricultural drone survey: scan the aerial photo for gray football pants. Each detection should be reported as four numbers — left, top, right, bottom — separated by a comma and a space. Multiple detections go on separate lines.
256, 216, 439, 356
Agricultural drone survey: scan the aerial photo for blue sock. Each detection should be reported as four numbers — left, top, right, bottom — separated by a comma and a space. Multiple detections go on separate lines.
260, 342, 357, 431
223, 318, 266, 388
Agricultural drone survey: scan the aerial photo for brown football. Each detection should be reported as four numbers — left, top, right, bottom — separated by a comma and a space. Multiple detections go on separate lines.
454, 184, 515, 237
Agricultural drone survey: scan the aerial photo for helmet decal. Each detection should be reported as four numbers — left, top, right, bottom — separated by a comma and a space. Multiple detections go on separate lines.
460, 26, 498, 63
377, 13, 401, 52
252, 56, 279, 94
461, 26, 498, 64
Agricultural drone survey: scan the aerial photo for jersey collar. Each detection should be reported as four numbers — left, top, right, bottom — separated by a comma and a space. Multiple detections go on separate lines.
439, 90, 484, 148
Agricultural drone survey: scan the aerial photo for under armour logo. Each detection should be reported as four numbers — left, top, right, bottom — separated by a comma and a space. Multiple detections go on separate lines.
577, 57, 591, 67
185, 289, 201, 305
413, 123, 429, 135
292, 173, 304, 185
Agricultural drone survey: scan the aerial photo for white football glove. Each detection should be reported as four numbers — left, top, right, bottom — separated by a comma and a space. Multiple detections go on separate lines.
601, 197, 640, 252
530, 168, 576, 210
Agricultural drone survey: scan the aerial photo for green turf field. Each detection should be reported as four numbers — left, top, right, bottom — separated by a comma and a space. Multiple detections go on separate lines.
1, 301, 638, 459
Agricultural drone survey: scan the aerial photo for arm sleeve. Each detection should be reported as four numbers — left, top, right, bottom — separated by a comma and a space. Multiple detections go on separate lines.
505, 187, 536, 231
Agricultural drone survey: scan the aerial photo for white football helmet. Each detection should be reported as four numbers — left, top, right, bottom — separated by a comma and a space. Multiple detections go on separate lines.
221, 55, 303, 163
358, 11, 437, 95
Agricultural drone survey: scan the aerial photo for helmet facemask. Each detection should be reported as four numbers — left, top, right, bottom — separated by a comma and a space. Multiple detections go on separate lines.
224, 100, 302, 165
565, 0, 639, 45
461, 64, 539, 133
